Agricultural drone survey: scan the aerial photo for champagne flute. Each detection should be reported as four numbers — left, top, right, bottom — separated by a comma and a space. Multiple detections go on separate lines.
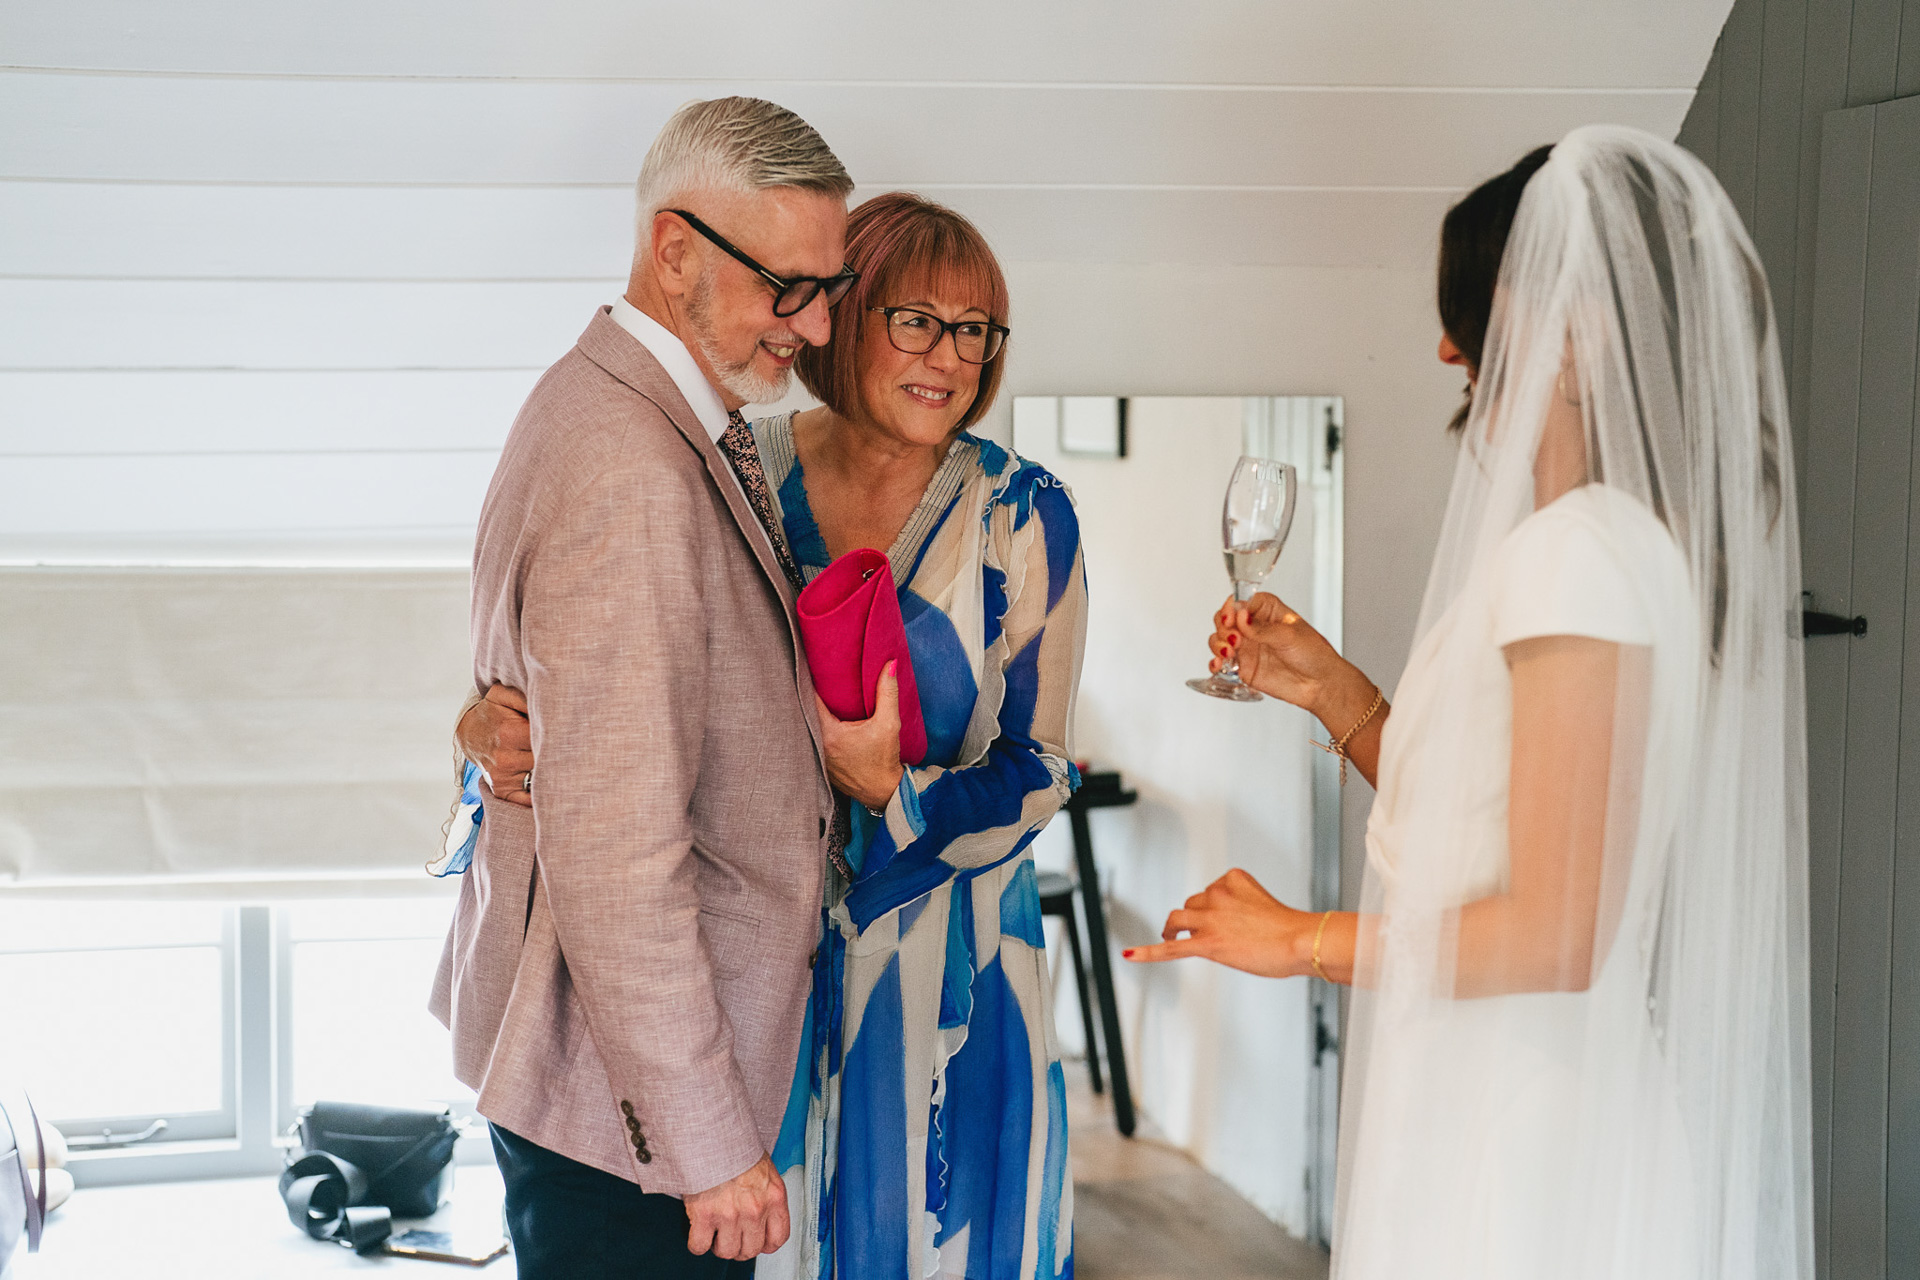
1187, 456, 1298, 702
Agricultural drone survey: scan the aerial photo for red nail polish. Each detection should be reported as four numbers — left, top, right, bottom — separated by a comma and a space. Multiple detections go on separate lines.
1121, 948, 1135, 958
1228, 633, 1240, 645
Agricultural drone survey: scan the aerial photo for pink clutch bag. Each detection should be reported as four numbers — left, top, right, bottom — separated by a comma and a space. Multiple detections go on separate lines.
796, 548, 928, 766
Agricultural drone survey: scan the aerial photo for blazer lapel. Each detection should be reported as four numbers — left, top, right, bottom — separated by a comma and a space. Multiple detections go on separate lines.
573, 308, 830, 766
575, 308, 798, 614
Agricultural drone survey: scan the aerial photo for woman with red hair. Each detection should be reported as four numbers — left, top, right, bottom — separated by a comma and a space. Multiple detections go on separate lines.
754, 192, 1084, 1280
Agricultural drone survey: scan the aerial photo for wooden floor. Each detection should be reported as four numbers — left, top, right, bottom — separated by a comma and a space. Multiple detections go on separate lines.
1065, 1064, 1330, 1280
15, 1062, 1328, 1279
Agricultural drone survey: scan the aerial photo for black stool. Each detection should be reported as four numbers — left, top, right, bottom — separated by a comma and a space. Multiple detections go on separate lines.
1038, 770, 1138, 1136
1037, 870, 1102, 1090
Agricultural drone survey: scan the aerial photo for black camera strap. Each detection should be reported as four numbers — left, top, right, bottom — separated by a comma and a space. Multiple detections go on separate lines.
279, 1151, 391, 1255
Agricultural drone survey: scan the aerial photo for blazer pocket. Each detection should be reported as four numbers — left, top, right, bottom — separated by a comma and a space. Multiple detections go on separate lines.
697, 905, 763, 980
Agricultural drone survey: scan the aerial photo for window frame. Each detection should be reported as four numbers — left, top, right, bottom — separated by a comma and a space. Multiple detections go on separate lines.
2, 909, 239, 1153
33, 903, 487, 1188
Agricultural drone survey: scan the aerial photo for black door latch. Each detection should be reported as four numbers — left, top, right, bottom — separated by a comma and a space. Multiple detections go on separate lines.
1803, 610, 1867, 637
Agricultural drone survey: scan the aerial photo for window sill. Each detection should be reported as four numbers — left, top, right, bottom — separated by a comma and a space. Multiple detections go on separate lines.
65, 1136, 282, 1188
66, 1129, 493, 1189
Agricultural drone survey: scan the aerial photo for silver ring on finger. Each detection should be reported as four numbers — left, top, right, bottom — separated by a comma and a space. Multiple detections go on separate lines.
522, 770, 534, 794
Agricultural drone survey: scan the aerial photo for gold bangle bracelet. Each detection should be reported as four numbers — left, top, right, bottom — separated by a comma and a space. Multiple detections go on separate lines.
1310, 910, 1334, 983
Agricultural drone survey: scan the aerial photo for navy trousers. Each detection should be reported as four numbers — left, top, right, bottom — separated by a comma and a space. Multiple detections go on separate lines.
491, 1123, 757, 1279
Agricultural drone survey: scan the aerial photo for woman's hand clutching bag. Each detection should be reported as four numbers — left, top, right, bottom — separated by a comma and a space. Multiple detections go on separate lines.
814, 661, 907, 812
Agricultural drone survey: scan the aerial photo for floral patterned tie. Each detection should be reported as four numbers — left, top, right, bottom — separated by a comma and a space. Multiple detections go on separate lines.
716, 410, 855, 880
717, 410, 804, 595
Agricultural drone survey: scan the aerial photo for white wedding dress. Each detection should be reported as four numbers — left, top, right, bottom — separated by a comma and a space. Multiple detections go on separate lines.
1342, 485, 1698, 1277
1331, 128, 1812, 1280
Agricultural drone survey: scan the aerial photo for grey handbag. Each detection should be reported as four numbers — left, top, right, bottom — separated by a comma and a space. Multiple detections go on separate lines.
0, 1091, 48, 1280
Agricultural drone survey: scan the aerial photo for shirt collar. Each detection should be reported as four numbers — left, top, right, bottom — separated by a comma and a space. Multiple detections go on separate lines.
609, 296, 731, 444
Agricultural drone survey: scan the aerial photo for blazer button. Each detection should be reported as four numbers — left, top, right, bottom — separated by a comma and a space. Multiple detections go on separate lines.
626, 1117, 641, 1134
636, 1146, 654, 1165
620, 1100, 635, 1118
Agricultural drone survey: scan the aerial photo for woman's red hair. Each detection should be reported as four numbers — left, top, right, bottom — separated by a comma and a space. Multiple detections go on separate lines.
797, 192, 1011, 432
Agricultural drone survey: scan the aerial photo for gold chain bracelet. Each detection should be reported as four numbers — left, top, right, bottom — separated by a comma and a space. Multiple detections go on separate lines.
1310, 909, 1334, 982
1315, 687, 1384, 785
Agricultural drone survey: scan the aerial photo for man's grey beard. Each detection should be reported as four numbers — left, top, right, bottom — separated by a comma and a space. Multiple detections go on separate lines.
685, 265, 791, 406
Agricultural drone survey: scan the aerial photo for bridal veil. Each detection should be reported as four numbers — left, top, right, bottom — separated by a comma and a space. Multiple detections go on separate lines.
1333, 127, 1812, 1279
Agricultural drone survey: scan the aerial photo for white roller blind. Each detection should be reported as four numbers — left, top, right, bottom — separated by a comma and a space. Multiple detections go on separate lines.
0, 567, 471, 896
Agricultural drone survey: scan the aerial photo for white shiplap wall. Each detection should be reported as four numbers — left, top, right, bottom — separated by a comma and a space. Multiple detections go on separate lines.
0, 0, 1723, 562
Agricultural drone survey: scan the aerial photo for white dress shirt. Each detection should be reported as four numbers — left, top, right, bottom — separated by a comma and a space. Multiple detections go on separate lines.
609, 296, 733, 446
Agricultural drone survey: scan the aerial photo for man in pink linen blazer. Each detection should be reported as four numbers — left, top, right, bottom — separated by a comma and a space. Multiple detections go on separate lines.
430, 98, 852, 1275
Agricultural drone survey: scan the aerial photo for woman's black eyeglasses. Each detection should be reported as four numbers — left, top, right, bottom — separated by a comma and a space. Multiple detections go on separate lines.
668, 209, 859, 318
870, 307, 1010, 365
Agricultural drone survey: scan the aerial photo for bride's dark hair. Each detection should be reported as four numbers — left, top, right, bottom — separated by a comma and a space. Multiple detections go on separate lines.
1437, 144, 1554, 431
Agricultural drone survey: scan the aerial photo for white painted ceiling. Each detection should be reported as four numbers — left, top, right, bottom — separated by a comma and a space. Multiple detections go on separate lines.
2, 0, 1731, 275
0, 1, 1731, 561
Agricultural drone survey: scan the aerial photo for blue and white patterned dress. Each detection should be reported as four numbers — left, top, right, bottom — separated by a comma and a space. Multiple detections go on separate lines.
755, 412, 1087, 1280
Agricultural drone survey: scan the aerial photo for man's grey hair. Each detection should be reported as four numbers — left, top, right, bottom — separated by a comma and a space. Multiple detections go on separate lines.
634, 97, 853, 241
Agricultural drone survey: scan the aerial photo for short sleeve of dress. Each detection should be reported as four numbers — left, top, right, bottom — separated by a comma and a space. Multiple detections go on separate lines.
1491, 490, 1655, 648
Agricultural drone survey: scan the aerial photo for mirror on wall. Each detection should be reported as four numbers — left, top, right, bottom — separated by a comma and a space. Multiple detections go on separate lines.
1011, 394, 1344, 1245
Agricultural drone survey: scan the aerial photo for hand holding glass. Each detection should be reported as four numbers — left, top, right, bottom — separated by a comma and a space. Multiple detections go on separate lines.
1188, 456, 1297, 701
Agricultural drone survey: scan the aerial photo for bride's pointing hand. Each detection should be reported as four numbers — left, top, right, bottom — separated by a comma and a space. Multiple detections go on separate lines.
1208, 593, 1344, 713
1121, 868, 1315, 978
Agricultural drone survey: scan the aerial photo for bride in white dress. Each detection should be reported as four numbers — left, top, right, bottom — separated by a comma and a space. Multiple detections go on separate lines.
1127, 127, 1812, 1279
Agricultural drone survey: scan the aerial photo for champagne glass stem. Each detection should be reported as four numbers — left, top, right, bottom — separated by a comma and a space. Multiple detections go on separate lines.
1217, 582, 1255, 684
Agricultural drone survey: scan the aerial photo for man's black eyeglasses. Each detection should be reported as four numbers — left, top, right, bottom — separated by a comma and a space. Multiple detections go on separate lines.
668, 209, 859, 318
870, 307, 1010, 365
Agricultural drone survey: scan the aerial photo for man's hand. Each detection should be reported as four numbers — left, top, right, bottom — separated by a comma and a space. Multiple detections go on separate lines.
455, 684, 534, 808
684, 1154, 790, 1260
814, 662, 906, 811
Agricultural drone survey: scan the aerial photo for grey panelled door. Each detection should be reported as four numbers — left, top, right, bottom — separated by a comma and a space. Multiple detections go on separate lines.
1803, 92, 1920, 1280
